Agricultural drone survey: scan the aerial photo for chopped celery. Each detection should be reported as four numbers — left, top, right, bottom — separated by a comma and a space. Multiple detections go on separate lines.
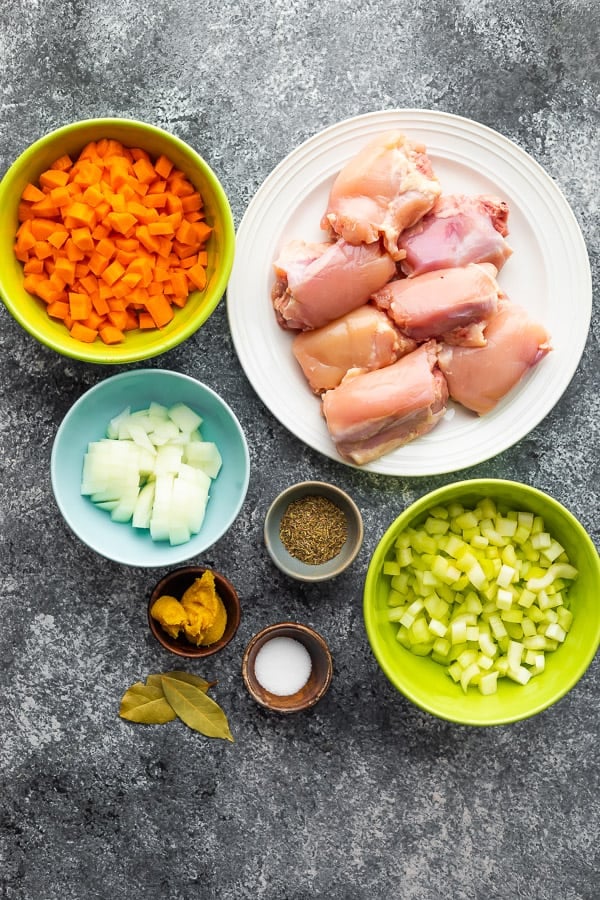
380, 496, 578, 697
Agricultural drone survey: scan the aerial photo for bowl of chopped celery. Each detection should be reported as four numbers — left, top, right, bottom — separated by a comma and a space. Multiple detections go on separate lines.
0, 118, 235, 363
363, 479, 600, 726
51, 368, 250, 567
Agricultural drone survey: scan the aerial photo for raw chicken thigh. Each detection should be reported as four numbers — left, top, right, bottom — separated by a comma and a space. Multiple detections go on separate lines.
321, 342, 448, 465
438, 299, 551, 415
292, 305, 416, 394
321, 131, 441, 259
372, 263, 500, 345
271, 238, 396, 331
398, 194, 513, 276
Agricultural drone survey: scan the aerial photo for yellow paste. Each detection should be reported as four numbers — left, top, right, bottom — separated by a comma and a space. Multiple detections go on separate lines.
151, 571, 227, 647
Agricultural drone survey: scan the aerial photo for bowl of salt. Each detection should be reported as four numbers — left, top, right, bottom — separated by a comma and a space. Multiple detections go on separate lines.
241, 622, 333, 713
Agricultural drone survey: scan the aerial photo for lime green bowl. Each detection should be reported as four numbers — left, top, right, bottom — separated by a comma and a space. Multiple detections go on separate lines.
0, 118, 235, 363
364, 479, 600, 726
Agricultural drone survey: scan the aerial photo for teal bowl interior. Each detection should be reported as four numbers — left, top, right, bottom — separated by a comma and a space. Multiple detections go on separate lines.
51, 369, 250, 567
364, 479, 600, 726
0, 118, 235, 363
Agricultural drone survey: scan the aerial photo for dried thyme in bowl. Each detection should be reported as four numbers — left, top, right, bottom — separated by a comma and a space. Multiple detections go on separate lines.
279, 495, 348, 565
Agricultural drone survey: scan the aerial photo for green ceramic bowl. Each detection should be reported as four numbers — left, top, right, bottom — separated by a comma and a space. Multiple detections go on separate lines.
0, 118, 235, 363
364, 479, 600, 726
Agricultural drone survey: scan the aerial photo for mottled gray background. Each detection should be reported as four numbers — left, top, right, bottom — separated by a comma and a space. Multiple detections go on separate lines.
0, 2, 598, 899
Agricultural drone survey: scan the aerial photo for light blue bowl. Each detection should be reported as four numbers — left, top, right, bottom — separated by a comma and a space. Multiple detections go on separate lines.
51, 369, 250, 567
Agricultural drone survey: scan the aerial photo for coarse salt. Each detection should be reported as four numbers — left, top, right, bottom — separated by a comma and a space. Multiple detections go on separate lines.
254, 636, 312, 696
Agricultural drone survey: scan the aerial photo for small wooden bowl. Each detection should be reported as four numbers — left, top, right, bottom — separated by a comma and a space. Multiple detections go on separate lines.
148, 565, 241, 658
242, 622, 333, 713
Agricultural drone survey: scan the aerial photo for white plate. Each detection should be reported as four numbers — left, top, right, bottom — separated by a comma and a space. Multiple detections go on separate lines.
227, 109, 592, 476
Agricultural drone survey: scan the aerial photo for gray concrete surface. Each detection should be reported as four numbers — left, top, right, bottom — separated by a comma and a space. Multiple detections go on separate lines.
0, 1, 598, 898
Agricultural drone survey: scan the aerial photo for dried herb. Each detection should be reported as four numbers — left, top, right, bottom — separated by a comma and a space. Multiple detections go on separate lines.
146, 670, 216, 693
119, 671, 233, 741
161, 676, 234, 742
279, 494, 348, 565
119, 681, 176, 725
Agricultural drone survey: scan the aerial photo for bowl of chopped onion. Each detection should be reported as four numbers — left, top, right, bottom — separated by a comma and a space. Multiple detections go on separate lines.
363, 479, 600, 726
0, 117, 235, 363
51, 368, 250, 567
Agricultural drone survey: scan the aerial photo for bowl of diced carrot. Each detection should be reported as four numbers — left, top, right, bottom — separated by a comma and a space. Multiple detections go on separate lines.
0, 118, 235, 363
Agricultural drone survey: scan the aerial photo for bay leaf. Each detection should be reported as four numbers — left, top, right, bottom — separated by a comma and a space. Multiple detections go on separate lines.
161, 675, 234, 742
119, 681, 176, 725
147, 670, 216, 693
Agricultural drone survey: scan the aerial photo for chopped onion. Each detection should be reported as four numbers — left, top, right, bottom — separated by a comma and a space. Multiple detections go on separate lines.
80, 402, 222, 546
384, 497, 578, 695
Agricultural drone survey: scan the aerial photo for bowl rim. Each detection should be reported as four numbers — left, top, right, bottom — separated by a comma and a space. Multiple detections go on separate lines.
241, 620, 334, 712
0, 116, 236, 364
50, 368, 250, 567
147, 564, 241, 658
264, 480, 364, 582
363, 477, 600, 726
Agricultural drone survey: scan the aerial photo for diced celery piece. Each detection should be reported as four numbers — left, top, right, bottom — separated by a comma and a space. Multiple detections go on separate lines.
383, 560, 401, 576
496, 517, 518, 537
478, 671, 499, 695
531, 531, 552, 550
460, 662, 481, 693
507, 665, 531, 685
496, 588, 513, 610
448, 662, 462, 683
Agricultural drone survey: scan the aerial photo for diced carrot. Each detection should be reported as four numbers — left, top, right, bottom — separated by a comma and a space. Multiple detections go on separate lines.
88, 251, 109, 276
144, 293, 174, 328
48, 185, 72, 208
65, 238, 86, 262
108, 309, 128, 330
47, 229, 69, 250
154, 154, 174, 179
170, 271, 189, 298
148, 220, 174, 236
105, 211, 137, 235
79, 273, 98, 295
181, 192, 203, 213
101, 260, 125, 286
138, 311, 156, 329
91, 291, 110, 316
46, 300, 70, 319
143, 192, 168, 209
99, 324, 125, 344
69, 291, 92, 320
39, 168, 70, 190
23, 258, 45, 274
71, 227, 95, 252
91, 223, 110, 241
175, 219, 198, 245
22, 183, 46, 203
132, 157, 156, 185
70, 322, 98, 342
63, 201, 96, 228
192, 222, 213, 243
82, 184, 105, 207
187, 262, 207, 291
96, 237, 117, 259
136, 224, 161, 253
50, 154, 73, 172
123, 309, 139, 330
54, 256, 76, 284
168, 175, 195, 197
33, 241, 53, 260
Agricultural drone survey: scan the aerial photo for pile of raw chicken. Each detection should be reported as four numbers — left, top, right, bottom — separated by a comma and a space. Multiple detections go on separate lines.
271, 131, 551, 466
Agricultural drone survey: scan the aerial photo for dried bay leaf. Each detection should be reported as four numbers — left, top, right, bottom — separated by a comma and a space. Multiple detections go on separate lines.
161, 675, 234, 742
119, 681, 176, 725
147, 670, 216, 693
